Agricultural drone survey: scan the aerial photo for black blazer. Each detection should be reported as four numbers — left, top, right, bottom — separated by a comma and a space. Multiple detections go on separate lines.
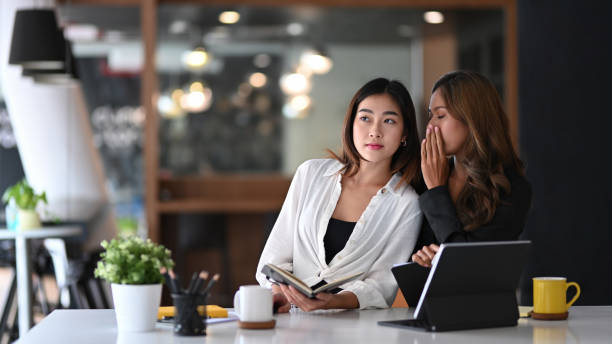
413, 168, 532, 254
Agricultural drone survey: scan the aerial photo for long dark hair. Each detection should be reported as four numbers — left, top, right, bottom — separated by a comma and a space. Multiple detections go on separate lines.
432, 70, 524, 230
329, 78, 422, 190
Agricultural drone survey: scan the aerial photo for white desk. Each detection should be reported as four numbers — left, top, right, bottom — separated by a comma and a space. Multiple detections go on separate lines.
15, 306, 612, 343
0, 226, 81, 337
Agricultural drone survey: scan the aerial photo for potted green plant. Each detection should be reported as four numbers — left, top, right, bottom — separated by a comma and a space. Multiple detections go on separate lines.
95, 235, 174, 332
2, 179, 47, 230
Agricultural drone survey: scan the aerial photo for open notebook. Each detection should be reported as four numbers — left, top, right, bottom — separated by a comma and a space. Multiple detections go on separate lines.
261, 264, 362, 298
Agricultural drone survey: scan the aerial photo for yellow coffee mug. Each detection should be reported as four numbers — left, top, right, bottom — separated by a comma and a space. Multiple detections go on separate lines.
533, 277, 580, 314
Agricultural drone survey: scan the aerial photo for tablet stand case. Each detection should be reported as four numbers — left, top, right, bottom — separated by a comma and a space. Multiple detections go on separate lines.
422, 292, 518, 331
379, 292, 518, 332
379, 241, 530, 332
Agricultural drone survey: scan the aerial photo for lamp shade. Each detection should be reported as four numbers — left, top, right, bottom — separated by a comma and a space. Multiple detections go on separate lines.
8, 9, 65, 70
21, 38, 79, 83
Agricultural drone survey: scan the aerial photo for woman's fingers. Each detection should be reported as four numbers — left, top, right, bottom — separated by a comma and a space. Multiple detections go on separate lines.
426, 126, 434, 162
414, 249, 432, 267
421, 138, 427, 162
434, 127, 445, 158
421, 245, 436, 259
430, 127, 439, 161
287, 286, 322, 312
412, 253, 428, 267
279, 284, 297, 306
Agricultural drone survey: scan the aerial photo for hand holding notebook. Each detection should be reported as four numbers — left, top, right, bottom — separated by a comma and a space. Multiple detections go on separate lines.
261, 264, 362, 298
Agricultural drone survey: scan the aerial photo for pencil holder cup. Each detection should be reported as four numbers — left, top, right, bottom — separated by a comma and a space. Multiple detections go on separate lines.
171, 293, 206, 336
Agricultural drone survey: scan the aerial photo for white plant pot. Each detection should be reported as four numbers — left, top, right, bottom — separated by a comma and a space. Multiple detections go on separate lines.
16, 209, 41, 230
111, 283, 162, 332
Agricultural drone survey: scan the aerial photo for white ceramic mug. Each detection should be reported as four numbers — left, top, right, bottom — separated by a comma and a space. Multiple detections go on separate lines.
233, 285, 273, 322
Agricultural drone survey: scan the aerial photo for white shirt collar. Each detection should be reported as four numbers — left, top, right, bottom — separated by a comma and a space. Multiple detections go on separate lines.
322, 160, 407, 196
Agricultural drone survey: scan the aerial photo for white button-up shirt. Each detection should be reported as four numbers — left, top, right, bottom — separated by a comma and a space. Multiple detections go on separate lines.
256, 159, 422, 309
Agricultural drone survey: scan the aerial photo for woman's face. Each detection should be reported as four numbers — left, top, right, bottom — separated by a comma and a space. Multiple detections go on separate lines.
352, 93, 405, 165
428, 89, 469, 156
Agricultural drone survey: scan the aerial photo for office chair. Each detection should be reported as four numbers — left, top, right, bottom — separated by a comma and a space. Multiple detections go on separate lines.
43, 238, 109, 309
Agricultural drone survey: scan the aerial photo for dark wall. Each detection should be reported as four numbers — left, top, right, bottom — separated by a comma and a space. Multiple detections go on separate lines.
518, 0, 612, 305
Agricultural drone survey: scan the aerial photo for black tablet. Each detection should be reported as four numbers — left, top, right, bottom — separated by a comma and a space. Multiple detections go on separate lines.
381, 240, 531, 331
391, 262, 429, 307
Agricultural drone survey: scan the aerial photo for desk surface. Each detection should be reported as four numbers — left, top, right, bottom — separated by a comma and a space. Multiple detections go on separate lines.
16, 306, 612, 344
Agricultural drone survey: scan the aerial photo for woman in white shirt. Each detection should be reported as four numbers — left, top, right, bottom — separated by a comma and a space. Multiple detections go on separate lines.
256, 78, 423, 311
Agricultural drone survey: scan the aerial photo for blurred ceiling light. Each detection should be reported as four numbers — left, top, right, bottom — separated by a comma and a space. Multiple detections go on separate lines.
157, 93, 185, 118
190, 81, 204, 92
169, 20, 188, 35
289, 94, 311, 112
253, 53, 271, 68
219, 11, 240, 24
64, 24, 99, 42
280, 72, 311, 95
171, 88, 184, 102
182, 47, 209, 70
249, 72, 267, 88
180, 82, 213, 113
282, 101, 309, 119
300, 49, 333, 75
286, 23, 305, 36
423, 11, 444, 24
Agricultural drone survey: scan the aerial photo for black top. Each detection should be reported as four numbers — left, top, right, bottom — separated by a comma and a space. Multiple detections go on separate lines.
324, 218, 355, 265
413, 168, 532, 254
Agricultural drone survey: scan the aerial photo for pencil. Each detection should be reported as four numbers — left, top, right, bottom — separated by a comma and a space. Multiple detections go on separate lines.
192, 271, 209, 294
187, 272, 199, 294
168, 269, 182, 294
202, 273, 220, 295
160, 267, 175, 293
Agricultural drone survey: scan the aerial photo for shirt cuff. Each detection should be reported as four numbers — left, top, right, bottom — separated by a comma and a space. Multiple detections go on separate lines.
341, 280, 389, 309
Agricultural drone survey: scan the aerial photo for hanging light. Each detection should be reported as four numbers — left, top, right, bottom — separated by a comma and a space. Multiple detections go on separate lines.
158, 89, 185, 118
182, 47, 210, 71
180, 81, 213, 113
283, 95, 311, 119
300, 48, 333, 75
279, 72, 311, 95
22, 38, 79, 84
219, 11, 240, 25
249, 72, 267, 88
8, 9, 65, 70
423, 11, 445, 24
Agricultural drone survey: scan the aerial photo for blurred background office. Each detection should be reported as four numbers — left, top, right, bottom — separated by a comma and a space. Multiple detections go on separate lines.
0, 0, 610, 322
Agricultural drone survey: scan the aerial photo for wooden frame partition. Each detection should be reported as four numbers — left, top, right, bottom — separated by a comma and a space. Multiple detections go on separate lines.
63, 0, 519, 243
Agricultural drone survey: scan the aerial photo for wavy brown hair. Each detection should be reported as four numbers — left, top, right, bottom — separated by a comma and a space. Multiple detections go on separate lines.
329, 78, 422, 190
432, 71, 524, 230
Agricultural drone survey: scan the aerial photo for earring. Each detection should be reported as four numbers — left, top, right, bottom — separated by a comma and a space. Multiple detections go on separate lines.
401, 139, 408, 147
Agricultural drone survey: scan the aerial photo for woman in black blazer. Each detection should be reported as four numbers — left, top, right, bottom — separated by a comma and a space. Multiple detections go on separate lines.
412, 71, 532, 267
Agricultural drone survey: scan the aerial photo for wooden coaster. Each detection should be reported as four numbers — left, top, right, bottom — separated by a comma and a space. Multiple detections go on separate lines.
531, 311, 569, 320
238, 319, 276, 329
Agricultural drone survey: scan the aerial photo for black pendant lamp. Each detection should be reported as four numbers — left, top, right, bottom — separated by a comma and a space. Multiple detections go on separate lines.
8, 9, 66, 70
22, 38, 79, 83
